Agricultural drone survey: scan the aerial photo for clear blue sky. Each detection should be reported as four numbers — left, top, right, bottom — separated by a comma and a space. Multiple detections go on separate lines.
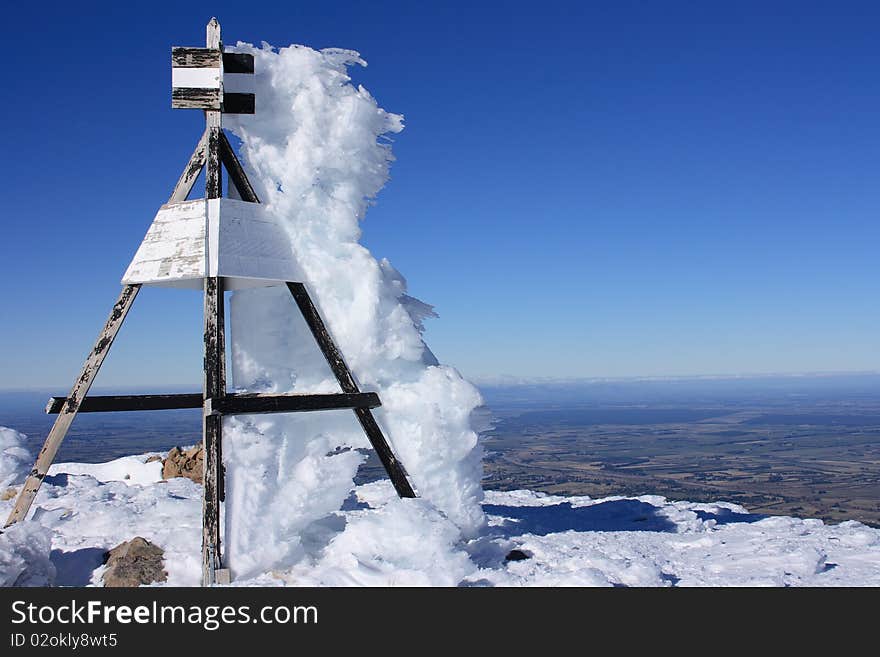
1, 1, 878, 389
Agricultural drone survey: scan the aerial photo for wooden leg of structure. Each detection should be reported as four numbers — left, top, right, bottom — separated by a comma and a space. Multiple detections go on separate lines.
201, 39, 227, 585
351, 407, 417, 498
167, 130, 208, 204
219, 131, 259, 203
3, 284, 141, 529
286, 282, 417, 499
202, 276, 227, 586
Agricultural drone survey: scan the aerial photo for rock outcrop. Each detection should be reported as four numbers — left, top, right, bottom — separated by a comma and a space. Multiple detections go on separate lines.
162, 445, 203, 483
102, 537, 167, 587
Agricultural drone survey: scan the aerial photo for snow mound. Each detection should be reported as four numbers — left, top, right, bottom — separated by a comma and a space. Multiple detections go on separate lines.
49, 454, 164, 487
0, 521, 55, 587
219, 40, 485, 578
0, 426, 31, 489
281, 497, 476, 586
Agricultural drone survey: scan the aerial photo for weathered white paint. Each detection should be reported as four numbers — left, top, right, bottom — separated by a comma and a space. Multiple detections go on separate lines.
122, 200, 206, 287
122, 198, 301, 289
223, 72, 255, 94
172, 67, 222, 89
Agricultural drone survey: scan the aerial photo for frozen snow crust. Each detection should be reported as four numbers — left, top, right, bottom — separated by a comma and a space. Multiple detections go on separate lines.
2, 449, 880, 587
220, 42, 485, 579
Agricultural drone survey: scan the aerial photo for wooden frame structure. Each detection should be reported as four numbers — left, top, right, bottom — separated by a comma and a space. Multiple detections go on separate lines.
3, 18, 416, 587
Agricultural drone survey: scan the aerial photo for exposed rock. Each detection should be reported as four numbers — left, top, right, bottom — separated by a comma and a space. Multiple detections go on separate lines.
505, 549, 531, 562
145, 455, 163, 464
102, 537, 167, 587
1, 486, 17, 501
162, 445, 203, 483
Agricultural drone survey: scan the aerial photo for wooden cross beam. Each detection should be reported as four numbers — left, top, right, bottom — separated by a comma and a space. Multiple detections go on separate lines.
45, 391, 381, 415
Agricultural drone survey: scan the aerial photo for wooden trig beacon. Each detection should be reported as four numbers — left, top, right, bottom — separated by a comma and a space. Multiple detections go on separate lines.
4, 18, 417, 587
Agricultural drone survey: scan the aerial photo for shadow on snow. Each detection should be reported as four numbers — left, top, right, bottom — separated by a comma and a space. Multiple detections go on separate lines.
483, 499, 768, 537
483, 499, 678, 535
50, 547, 106, 586
694, 508, 765, 525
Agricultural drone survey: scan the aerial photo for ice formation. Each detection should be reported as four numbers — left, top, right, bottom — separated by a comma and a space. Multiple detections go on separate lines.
0, 521, 55, 587
0, 427, 31, 490
220, 43, 485, 578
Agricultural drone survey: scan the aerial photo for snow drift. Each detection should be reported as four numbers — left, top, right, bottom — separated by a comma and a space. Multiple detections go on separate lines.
0, 521, 55, 587
3, 447, 880, 587
220, 43, 484, 578
0, 428, 55, 587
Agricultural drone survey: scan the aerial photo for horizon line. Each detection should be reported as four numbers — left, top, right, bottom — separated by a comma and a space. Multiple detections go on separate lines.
2, 369, 880, 393
467, 369, 880, 386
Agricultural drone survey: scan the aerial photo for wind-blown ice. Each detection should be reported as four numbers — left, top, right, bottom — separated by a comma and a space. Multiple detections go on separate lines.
0, 427, 31, 490
221, 43, 485, 578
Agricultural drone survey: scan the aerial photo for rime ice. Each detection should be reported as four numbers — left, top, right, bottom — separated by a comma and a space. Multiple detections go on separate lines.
220, 42, 485, 578
0, 427, 31, 490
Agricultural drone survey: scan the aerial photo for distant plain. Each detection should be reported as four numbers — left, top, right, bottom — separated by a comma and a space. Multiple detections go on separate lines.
480, 375, 880, 527
2, 374, 878, 527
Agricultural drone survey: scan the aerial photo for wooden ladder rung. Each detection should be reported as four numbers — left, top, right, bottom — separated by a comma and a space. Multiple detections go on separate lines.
46, 393, 203, 414
46, 392, 381, 415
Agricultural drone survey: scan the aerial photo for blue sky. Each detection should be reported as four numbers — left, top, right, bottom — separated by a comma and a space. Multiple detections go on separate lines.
1, 1, 878, 389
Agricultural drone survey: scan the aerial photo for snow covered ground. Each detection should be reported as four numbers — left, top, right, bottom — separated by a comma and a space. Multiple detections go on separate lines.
2, 443, 879, 587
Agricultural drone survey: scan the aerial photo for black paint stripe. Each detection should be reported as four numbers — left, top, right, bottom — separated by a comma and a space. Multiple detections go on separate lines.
223, 53, 254, 74
222, 93, 255, 114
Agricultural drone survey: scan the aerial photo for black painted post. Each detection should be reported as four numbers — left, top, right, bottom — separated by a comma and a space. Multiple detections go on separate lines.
201, 16, 227, 587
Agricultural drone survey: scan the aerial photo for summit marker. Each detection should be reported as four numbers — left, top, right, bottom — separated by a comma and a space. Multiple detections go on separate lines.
4, 18, 417, 587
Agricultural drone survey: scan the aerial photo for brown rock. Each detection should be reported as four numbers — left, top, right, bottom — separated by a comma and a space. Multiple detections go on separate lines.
1, 487, 17, 501
162, 444, 203, 483
102, 537, 167, 587
145, 455, 162, 464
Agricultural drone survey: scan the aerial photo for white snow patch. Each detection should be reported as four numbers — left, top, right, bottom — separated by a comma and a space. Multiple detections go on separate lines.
49, 454, 164, 487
